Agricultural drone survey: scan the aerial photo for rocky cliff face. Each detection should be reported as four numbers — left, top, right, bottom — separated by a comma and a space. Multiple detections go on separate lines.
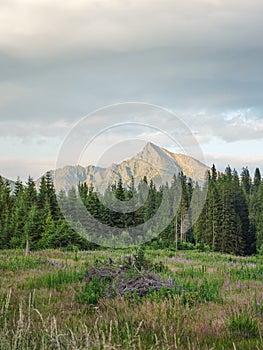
39, 142, 208, 192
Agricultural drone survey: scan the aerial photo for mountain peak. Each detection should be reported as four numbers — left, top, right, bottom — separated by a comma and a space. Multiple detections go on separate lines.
145, 141, 157, 147
143, 142, 161, 151
137, 142, 175, 167
39, 143, 208, 192
138, 142, 164, 159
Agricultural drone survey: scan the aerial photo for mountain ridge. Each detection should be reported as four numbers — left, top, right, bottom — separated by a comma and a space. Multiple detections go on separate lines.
39, 142, 208, 192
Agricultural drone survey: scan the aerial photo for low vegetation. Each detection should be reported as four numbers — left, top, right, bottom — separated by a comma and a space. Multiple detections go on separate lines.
0, 248, 262, 349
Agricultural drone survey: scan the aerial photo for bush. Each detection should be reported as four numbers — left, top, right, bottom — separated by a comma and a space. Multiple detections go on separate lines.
257, 244, 263, 256
76, 276, 110, 305
176, 241, 195, 250
195, 242, 211, 252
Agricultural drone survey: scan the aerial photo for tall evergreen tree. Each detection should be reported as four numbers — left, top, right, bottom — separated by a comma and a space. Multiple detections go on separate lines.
10, 180, 26, 248
241, 167, 251, 195
256, 181, 263, 251
0, 177, 13, 248
253, 168, 261, 189
194, 166, 221, 249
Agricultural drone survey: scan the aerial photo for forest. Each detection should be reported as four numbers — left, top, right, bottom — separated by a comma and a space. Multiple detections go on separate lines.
0, 164, 262, 255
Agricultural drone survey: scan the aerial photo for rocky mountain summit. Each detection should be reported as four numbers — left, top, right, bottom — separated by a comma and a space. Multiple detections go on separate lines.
39, 142, 208, 192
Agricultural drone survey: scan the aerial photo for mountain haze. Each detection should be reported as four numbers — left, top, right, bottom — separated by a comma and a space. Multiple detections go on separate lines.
43, 143, 208, 192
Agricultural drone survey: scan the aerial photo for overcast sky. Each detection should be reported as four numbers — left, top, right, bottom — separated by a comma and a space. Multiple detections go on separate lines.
1, 0, 263, 181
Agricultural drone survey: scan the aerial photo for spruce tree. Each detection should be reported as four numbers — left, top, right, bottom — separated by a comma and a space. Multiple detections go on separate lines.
253, 168, 261, 189
0, 177, 13, 248
241, 167, 251, 195
194, 166, 221, 250
10, 180, 26, 248
217, 168, 244, 254
256, 181, 263, 251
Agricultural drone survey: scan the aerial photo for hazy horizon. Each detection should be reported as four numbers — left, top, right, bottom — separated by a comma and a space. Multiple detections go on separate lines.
2, 140, 261, 183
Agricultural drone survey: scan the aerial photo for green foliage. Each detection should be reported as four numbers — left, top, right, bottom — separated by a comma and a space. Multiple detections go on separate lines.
195, 242, 211, 252
194, 165, 258, 255
76, 276, 108, 305
133, 246, 146, 270
181, 291, 199, 307
179, 278, 222, 305
1, 164, 263, 254
228, 313, 260, 339
257, 244, 263, 255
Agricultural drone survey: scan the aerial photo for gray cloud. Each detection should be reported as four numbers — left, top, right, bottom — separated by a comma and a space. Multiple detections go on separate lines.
0, 0, 263, 121
0, 0, 263, 178
1, 45, 263, 125
1, 0, 263, 57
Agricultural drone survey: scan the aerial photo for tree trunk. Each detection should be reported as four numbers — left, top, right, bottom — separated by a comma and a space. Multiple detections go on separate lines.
180, 214, 184, 241
174, 216, 178, 251
25, 240, 30, 256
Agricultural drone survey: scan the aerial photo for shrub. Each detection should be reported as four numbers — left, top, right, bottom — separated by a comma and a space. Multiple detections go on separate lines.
76, 276, 110, 305
195, 242, 211, 252
257, 244, 263, 256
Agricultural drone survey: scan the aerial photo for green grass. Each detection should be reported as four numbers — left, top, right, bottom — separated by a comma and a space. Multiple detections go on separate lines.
21, 267, 83, 290
0, 248, 262, 349
0, 252, 45, 271
228, 313, 260, 339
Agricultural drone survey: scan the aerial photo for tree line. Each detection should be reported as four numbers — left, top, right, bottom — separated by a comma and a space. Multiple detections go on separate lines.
0, 165, 262, 255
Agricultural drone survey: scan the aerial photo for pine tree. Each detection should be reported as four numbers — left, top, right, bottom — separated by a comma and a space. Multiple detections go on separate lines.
134, 177, 148, 226
10, 180, 26, 248
45, 172, 60, 220
24, 204, 41, 249
178, 172, 191, 242
144, 179, 157, 221
0, 177, 13, 248
217, 167, 244, 255
241, 167, 251, 195
13, 177, 23, 198
24, 176, 37, 207
37, 176, 54, 244
256, 182, 263, 251
253, 168, 261, 190
232, 169, 248, 255
194, 166, 221, 250
126, 176, 138, 227
115, 178, 125, 201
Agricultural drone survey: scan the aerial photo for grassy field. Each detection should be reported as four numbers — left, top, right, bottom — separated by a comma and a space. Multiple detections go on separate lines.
0, 248, 262, 350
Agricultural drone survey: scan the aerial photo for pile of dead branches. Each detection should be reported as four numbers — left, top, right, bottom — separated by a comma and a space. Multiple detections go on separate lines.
84, 261, 176, 298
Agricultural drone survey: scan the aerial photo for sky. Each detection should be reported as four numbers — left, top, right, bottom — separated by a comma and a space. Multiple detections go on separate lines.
1, 0, 263, 181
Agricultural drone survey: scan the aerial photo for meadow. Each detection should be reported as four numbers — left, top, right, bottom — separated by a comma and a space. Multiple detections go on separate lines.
0, 248, 262, 350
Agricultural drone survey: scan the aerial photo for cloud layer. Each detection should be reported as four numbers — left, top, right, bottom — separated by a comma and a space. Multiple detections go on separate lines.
0, 0, 263, 179
1, 0, 263, 56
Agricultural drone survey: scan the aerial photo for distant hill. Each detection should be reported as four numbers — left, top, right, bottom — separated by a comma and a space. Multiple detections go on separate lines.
37, 142, 208, 193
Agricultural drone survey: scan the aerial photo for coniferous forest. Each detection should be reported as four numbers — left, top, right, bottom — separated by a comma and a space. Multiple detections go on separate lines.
0, 164, 263, 255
